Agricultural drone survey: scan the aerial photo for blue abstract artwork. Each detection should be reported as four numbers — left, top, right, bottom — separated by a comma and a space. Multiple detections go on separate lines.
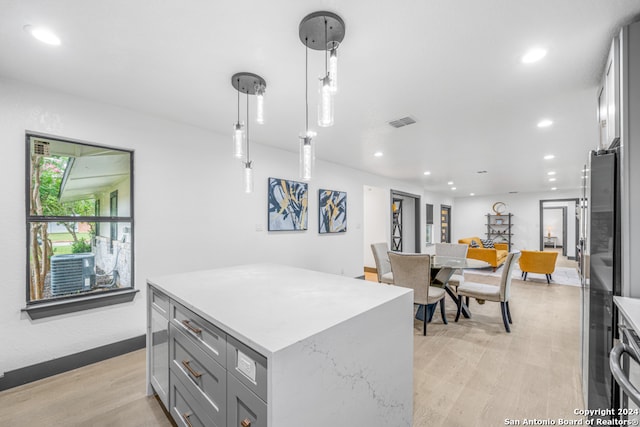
268, 177, 308, 231
318, 189, 347, 234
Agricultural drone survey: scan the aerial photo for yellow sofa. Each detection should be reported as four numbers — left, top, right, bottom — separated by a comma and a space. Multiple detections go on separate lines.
518, 250, 558, 284
458, 237, 508, 271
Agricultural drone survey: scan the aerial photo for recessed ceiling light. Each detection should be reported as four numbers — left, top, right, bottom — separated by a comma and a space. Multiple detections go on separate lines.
423, 171, 431, 176
537, 119, 553, 128
551, 187, 557, 191
549, 178, 556, 182
451, 187, 456, 190
470, 193, 475, 196
522, 48, 547, 64
547, 171, 556, 175
24, 25, 61, 46
447, 181, 454, 185
544, 154, 555, 160
374, 151, 383, 157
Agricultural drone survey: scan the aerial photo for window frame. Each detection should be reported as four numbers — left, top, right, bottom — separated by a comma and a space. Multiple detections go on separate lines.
23, 131, 136, 319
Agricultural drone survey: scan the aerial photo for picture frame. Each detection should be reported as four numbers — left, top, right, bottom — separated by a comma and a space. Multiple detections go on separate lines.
318, 189, 347, 234
267, 177, 308, 231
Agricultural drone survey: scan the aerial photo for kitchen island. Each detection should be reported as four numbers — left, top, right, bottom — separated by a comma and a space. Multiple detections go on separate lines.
147, 263, 414, 427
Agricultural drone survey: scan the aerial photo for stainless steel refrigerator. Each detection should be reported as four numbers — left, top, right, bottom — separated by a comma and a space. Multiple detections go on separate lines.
583, 148, 621, 414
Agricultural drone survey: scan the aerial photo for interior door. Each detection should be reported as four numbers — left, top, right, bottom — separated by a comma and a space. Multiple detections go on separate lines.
440, 205, 451, 243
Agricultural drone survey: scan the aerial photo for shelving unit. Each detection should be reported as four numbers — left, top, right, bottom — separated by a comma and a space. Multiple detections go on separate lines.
486, 213, 513, 251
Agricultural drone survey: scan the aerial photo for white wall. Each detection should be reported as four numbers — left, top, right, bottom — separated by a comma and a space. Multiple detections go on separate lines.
363, 186, 389, 268
453, 190, 580, 255
543, 208, 564, 247
0, 78, 423, 374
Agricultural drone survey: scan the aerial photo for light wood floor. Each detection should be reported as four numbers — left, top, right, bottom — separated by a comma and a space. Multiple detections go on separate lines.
0, 272, 583, 427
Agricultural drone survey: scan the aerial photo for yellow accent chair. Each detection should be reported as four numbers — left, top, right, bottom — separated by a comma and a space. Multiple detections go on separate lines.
518, 250, 559, 284
458, 237, 508, 271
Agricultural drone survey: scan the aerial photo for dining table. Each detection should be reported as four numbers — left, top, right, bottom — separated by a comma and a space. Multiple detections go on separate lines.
416, 255, 491, 321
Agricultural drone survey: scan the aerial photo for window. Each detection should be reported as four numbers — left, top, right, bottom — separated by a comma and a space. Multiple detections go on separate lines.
25, 133, 135, 317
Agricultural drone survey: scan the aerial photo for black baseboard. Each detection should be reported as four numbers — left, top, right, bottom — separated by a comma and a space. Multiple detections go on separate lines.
0, 334, 145, 391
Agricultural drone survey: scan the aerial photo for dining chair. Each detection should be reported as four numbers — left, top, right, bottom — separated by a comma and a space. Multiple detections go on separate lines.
370, 242, 394, 284
388, 252, 447, 336
434, 243, 468, 288
454, 252, 521, 333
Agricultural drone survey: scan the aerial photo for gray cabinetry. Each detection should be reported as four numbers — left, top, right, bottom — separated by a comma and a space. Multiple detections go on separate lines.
598, 36, 621, 149
149, 286, 170, 407
148, 284, 268, 427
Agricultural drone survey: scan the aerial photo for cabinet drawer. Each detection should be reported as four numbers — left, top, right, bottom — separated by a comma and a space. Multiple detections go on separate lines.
170, 371, 218, 427
150, 286, 170, 319
170, 324, 226, 427
171, 301, 226, 367
227, 336, 268, 402
227, 372, 267, 427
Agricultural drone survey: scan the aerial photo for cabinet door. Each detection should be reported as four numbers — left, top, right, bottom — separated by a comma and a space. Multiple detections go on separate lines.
150, 289, 170, 407
227, 373, 267, 427
598, 84, 608, 150
605, 36, 620, 147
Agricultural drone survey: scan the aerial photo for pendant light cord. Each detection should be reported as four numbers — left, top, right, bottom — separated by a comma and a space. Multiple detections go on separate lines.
237, 78, 240, 122
305, 37, 309, 134
324, 17, 328, 77
246, 90, 250, 162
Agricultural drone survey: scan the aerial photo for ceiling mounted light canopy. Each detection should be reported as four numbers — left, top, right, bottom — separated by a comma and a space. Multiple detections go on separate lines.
299, 11, 345, 128
231, 72, 266, 193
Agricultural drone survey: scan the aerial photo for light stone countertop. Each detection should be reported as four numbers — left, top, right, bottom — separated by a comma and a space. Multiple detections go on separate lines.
614, 296, 640, 335
148, 263, 412, 357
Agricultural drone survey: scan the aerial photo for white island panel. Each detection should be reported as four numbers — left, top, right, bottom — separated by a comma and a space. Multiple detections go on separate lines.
270, 292, 413, 426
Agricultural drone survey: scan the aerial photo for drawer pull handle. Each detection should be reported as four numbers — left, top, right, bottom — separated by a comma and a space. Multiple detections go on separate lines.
182, 319, 202, 335
241, 419, 252, 427
182, 360, 203, 378
182, 412, 194, 427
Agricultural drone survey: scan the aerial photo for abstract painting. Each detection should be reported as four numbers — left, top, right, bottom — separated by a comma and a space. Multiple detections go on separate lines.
268, 177, 308, 231
318, 189, 347, 234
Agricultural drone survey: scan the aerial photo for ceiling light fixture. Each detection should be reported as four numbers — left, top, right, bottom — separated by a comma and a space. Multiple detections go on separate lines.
232, 72, 267, 193
544, 154, 555, 160
551, 187, 557, 191
451, 187, 457, 190
299, 11, 345, 128
547, 171, 556, 175
447, 181, 454, 185
522, 47, 547, 64
470, 193, 475, 196
549, 178, 557, 182
24, 25, 61, 46
537, 119, 553, 128
423, 171, 431, 175
374, 151, 383, 157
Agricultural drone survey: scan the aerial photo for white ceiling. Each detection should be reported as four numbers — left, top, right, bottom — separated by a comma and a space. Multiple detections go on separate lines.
2, 0, 640, 196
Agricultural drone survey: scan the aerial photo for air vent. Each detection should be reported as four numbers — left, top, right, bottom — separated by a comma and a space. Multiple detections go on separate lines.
477, 170, 488, 174
33, 140, 51, 156
389, 116, 417, 128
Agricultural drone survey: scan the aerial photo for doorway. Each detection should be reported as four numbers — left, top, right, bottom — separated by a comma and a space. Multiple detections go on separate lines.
390, 190, 421, 253
440, 205, 451, 243
539, 198, 579, 259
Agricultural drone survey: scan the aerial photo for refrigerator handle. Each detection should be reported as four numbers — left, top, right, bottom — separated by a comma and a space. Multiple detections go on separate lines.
610, 342, 640, 407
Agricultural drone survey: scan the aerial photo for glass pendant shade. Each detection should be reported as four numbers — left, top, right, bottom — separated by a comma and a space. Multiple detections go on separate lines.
318, 75, 334, 127
233, 122, 246, 159
299, 134, 315, 181
255, 84, 266, 124
329, 47, 338, 93
243, 161, 254, 193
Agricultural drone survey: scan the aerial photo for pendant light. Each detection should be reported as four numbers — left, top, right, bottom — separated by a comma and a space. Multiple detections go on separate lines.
232, 78, 245, 159
231, 72, 267, 193
299, 11, 345, 128
300, 38, 316, 181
